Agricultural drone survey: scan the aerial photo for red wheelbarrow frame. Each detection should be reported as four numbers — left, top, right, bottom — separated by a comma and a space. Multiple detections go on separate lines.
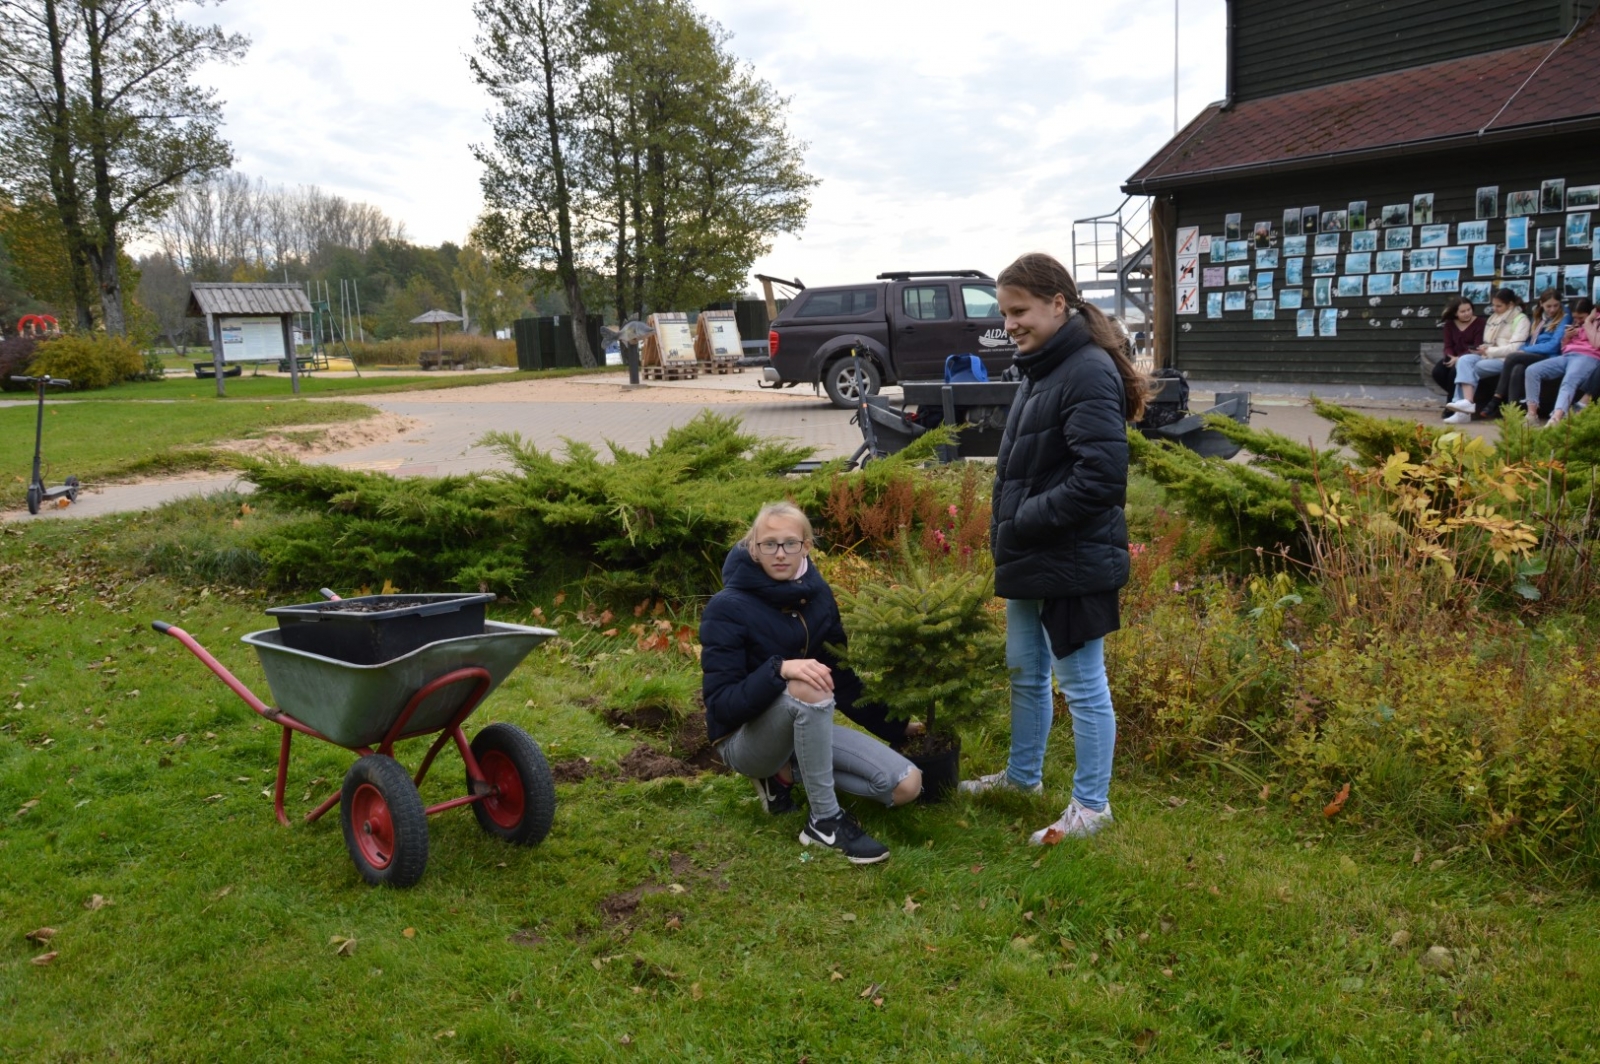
152, 621, 502, 827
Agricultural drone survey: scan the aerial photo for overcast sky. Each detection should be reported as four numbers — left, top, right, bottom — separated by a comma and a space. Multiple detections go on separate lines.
201, 0, 1225, 290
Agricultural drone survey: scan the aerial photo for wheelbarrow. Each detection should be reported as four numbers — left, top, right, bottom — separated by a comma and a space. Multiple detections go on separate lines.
151, 604, 559, 888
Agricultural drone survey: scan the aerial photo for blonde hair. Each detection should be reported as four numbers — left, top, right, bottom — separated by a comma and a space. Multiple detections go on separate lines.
743, 501, 813, 549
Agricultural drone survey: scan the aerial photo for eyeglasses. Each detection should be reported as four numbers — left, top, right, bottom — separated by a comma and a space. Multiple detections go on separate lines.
755, 539, 806, 556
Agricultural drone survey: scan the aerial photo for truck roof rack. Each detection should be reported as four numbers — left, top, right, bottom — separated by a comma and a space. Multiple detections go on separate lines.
875, 270, 993, 281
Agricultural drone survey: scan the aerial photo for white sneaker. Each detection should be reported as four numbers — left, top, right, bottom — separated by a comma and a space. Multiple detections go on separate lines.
958, 770, 1043, 796
1029, 799, 1113, 844
1445, 399, 1476, 414
1442, 411, 1473, 425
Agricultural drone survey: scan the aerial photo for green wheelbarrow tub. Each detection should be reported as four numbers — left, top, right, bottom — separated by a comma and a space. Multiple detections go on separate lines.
240, 621, 557, 749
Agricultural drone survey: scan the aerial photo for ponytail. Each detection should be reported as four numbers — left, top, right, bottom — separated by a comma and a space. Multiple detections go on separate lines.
998, 252, 1149, 421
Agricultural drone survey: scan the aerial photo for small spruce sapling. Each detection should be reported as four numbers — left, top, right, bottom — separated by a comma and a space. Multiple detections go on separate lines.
832, 540, 1007, 752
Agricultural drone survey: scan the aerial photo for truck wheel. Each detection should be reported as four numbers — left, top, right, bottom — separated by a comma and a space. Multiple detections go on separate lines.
823, 357, 880, 409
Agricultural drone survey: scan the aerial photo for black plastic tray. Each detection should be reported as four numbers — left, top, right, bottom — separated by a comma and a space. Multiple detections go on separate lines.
265, 593, 496, 666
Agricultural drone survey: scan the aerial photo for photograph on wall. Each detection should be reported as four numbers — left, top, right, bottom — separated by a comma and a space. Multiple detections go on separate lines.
1381, 203, 1410, 227
1536, 228, 1560, 261
1206, 292, 1223, 319
1376, 250, 1404, 273
1412, 193, 1434, 225
1318, 308, 1337, 336
1502, 280, 1530, 300
1227, 239, 1249, 261
1476, 186, 1498, 219
1345, 252, 1372, 274
1565, 265, 1591, 300
1399, 271, 1428, 294
1430, 270, 1460, 293
1301, 205, 1320, 234
1337, 275, 1365, 298
1593, 232, 1600, 259
1565, 212, 1591, 250
1313, 277, 1332, 305
1285, 258, 1304, 285
1315, 233, 1342, 254
1257, 248, 1280, 269
1409, 248, 1439, 270
1322, 209, 1347, 232
1252, 300, 1275, 320
1594, 277, 1600, 304
1256, 272, 1275, 300
1438, 246, 1469, 269
1456, 220, 1488, 244
1283, 235, 1307, 257
1503, 252, 1532, 277
1254, 221, 1275, 248
1505, 216, 1530, 250
1209, 237, 1227, 263
1311, 255, 1338, 276
1203, 266, 1226, 288
1367, 274, 1396, 296
1224, 291, 1247, 312
1350, 230, 1378, 253
1296, 309, 1315, 337
1384, 227, 1413, 250
1419, 224, 1450, 248
1472, 244, 1497, 277
1282, 208, 1301, 237
1348, 201, 1368, 229
1506, 190, 1539, 217
1541, 179, 1565, 214
1568, 184, 1600, 211
1461, 281, 1493, 305
1534, 266, 1560, 293
1225, 213, 1241, 240
1280, 288, 1303, 309
1226, 265, 1251, 285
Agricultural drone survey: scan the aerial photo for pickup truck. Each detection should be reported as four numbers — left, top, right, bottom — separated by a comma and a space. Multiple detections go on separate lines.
762, 270, 1018, 407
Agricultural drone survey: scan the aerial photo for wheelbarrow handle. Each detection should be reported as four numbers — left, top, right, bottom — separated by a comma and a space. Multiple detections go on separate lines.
151, 620, 279, 721
319, 588, 341, 601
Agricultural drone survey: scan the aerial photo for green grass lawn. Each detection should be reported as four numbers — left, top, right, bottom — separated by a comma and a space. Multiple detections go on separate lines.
2, 512, 1597, 1062
0, 399, 376, 508
17, 365, 614, 404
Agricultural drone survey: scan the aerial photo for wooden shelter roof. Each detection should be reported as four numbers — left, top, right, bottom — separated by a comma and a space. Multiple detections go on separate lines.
187, 282, 313, 318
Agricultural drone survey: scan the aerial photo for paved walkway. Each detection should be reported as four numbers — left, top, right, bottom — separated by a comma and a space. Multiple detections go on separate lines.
4, 370, 1484, 523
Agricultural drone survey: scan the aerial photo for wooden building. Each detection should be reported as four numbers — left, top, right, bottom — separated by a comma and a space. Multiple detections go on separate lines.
1126, 2, 1600, 386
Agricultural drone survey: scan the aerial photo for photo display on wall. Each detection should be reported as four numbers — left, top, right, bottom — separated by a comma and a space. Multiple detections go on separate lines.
1183, 175, 1597, 333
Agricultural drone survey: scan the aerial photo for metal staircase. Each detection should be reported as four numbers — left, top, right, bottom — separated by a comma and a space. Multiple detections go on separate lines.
1071, 196, 1153, 344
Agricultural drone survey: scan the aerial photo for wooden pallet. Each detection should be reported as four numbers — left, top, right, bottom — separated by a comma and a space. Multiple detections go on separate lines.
642, 362, 700, 381
701, 356, 744, 375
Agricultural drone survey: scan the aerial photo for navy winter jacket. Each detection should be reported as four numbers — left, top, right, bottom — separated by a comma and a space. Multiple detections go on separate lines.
990, 312, 1131, 600
699, 544, 905, 745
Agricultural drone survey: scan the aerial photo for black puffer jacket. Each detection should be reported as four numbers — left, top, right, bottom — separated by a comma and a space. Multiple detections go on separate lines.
699, 545, 905, 745
990, 312, 1130, 599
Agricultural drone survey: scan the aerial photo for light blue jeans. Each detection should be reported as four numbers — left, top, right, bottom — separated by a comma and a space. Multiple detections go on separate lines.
1002, 598, 1117, 811
1526, 353, 1600, 414
1453, 353, 1502, 399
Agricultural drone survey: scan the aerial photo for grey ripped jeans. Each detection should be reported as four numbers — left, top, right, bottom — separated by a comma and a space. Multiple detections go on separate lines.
717, 692, 918, 821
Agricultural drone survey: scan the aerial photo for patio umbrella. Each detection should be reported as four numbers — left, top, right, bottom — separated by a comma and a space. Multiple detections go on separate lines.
410, 308, 463, 353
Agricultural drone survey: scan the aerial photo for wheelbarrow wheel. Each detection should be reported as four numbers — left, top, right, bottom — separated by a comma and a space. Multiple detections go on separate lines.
469, 723, 556, 846
340, 755, 429, 887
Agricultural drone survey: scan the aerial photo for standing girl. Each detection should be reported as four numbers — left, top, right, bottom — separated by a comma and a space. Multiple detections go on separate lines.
959, 253, 1146, 844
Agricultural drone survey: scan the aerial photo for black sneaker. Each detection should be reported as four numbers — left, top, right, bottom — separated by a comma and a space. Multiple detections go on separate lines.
800, 811, 889, 864
753, 774, 798, 815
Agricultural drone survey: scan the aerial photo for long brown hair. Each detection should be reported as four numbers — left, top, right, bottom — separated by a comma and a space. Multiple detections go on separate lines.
997, 253, 1148, 421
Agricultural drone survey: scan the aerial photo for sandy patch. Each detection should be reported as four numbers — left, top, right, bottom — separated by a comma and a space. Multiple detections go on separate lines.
214, 413, 421, 458
383, 373, 825, 406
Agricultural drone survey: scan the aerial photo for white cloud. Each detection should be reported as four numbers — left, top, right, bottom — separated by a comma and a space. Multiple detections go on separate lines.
194, 0, 1225, 290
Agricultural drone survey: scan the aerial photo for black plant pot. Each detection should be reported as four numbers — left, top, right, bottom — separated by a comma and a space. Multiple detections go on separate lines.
906, 735, 961, 804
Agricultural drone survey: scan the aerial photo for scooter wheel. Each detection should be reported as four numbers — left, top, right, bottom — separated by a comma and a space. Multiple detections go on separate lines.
26, 483, 41, 515
64, 476, 79, 502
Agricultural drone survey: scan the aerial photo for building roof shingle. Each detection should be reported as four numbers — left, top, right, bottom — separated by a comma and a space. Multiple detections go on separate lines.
187, 282, 313, 318
1125, 14, 1600, 192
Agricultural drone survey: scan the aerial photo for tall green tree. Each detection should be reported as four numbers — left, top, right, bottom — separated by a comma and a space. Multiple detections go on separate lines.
470, 0, 598, 367
0, 0, 247, 335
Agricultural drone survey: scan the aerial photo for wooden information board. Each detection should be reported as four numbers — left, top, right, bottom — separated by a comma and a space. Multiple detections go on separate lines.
640, 312, 696, 367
